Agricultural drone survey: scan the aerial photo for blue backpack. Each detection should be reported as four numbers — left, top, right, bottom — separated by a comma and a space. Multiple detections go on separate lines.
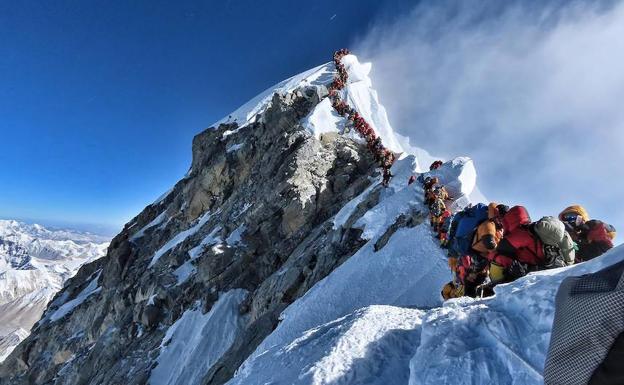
449, 203, 489, 257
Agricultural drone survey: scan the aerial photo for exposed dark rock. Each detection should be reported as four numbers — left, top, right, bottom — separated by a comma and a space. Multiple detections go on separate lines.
0, 82, 391, 385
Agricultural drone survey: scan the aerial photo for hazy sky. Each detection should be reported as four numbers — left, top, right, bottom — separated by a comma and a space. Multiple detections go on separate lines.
356, 0, 624, 242
1, 0, 621, 238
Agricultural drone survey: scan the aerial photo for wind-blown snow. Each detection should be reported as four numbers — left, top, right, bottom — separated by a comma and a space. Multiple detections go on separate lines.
341, 54, 405, 154
149, 289, 248, 385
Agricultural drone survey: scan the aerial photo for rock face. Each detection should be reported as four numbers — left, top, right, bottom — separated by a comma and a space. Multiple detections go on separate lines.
0, 79, 388, 385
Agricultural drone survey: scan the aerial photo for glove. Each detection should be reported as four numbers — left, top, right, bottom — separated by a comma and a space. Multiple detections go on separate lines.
508, 260, 528, 280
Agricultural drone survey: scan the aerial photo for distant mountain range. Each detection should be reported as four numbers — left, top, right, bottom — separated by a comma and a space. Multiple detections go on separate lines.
0, 219, 109, 361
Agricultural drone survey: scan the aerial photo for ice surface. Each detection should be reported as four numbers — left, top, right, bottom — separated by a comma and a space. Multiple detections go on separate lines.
149, 211, 214, 268
226, 142, 245, 153
188, 225, 222, 260
48, 271, 101, 323
225, 225, 245, 246
130, 211, 169, 241
149, 289, 248, 385
173, 261, 196, 286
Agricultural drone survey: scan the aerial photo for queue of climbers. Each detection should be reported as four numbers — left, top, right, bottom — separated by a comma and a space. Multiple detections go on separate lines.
416, 162, 617, 300
328, 49, 396, 186
328, 49, 616, 298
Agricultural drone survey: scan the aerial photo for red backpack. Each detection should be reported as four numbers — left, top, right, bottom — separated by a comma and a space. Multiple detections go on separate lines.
502, 206, 531, 233
586, 220, 615, 247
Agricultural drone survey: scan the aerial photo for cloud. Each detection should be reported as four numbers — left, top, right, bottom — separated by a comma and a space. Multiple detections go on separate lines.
355, 0, 624, 239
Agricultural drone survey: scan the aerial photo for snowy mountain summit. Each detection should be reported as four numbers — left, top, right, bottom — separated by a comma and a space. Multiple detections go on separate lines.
0, 220, 109, 363
1, 54, 622, 385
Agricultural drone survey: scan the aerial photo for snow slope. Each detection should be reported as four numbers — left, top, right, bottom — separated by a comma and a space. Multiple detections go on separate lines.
227, 155, 475, 385
0, 219, 109, 362
302, 54, 405, 156
214, 63, 334, 130
227, 150, 624, 384
198, 53, 621, 384
149, 289, 248, 385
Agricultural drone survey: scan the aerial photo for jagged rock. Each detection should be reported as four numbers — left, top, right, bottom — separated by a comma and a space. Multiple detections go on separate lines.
0, 78, 381, 385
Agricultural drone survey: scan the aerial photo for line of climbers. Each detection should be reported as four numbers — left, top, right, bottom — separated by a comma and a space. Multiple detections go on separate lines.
328, 49, 396, 186
414, 161, 617, 300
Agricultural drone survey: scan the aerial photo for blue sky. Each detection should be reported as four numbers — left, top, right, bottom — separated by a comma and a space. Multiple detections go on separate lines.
1, 0, 622, 238
0, 0, 410, 234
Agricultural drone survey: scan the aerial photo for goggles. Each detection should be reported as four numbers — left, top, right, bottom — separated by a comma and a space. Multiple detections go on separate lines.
562, 213, 583, 226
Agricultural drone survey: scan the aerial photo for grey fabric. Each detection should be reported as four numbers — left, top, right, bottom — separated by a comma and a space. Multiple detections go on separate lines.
544, 259, 624, 385
535, 216, 576, 265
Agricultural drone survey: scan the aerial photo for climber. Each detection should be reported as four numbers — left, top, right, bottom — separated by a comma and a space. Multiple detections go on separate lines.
329, 48, 395, 187
443, 203, 491, 297
446, 203, 489, 261
441, 281, 464, 301
429, 186, 449, 232
455, 253, 491, 298
559, 205, 616, 262
408, 175, 417, 185
471, 203, 508, 258
423, 177, 440, 205
429, 160, 443, 171
439, 212, 454, 248
486, 206, 574, 284
558, 205, 590, 242
486, 205, 538, 284
576, 220, 616, 262
436, 209, 452, 241
532, 216, 576, 268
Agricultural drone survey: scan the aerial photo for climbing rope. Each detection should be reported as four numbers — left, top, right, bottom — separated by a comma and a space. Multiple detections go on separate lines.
328, 49, 396, 187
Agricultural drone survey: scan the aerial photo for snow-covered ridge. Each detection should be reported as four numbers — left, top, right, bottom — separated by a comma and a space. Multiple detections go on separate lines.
207, 53, 619, 385
227, 151, 623, 384
302, 54, 405, 155
3, 51, 615, 385
0, 219, 109, 362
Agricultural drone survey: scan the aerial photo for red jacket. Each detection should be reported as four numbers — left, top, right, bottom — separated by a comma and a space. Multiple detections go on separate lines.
488, 206, 544, 267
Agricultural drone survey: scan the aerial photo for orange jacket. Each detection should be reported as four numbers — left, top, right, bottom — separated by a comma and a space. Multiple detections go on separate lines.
472, 203, 503, 257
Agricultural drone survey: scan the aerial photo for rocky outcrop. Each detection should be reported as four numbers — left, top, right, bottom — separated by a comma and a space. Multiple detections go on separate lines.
0, 82, 389, 385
